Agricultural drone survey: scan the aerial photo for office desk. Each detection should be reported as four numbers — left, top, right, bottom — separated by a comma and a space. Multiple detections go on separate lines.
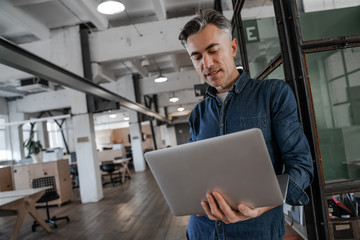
0, 187, 51, 240
0, 165, 13, 191
12, 159, 72, 206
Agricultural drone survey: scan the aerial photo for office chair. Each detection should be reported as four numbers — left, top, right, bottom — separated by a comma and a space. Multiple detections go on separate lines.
101, 161, 121, 186
70, 165, 79, 189
31, 176, 70, 232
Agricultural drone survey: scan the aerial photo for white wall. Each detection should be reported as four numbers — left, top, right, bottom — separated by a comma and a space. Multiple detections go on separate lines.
159, 124, 177, 147
303, 0, 360, 12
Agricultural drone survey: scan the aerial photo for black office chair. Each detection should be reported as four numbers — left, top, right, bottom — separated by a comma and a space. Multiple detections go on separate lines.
31, 176, 70, 232
101, 161, 121, 186
70, 165, 79, 189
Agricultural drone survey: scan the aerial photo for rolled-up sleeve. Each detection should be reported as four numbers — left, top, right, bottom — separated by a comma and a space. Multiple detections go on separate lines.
270, 80, 314, 206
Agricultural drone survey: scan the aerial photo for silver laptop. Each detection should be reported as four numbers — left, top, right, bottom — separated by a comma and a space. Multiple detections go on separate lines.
144, 128, 289, 216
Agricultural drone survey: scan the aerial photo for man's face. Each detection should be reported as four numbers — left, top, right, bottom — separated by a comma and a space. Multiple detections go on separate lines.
185, 24, 239, 93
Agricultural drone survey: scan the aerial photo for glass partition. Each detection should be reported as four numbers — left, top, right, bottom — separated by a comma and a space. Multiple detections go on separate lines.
299, 6, 360, 41
264, 63, 285, 81
242, 16, 281, 77
306, 47, 360, 183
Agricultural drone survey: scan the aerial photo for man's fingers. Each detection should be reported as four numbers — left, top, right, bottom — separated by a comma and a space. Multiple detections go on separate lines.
201, 201, 218, 221
212, 192, 239, 223
237, 204, 259, 218
206, 193, 229, 222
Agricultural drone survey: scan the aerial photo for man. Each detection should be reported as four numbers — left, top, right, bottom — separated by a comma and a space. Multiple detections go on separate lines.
178, 9, 314, 240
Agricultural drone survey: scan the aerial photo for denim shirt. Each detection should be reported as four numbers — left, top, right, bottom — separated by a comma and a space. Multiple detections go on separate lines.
186, 71, 314, 240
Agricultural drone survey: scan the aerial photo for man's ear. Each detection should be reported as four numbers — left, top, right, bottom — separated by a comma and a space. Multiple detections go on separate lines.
231, 38, 238, 57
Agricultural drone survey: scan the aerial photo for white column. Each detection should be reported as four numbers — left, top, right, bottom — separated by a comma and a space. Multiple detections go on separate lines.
52, 25, 103, 203
71, 89, 103, 203
72, 111, 103, 203
113, 75, 146, 172
129, 113, 146, 172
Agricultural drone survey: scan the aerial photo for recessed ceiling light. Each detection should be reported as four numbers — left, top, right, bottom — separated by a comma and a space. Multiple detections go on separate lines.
97, 0, 125, 15
124, 116, 130, 121
109, 114, 117, 118
177, 107, 185, 112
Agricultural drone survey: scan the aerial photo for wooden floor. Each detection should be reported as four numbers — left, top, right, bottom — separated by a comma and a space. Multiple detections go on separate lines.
1, 169, 304, 240
0, 169, 189, 240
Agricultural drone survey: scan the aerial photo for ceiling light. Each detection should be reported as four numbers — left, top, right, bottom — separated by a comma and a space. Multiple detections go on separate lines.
124, 116, 130, 121
154, 74, 167, 83
169, 96, 179, 103
97, 0, 125, 15
177, 107, 185, 112
141, 59, 149, 67
109, 114, 117, 118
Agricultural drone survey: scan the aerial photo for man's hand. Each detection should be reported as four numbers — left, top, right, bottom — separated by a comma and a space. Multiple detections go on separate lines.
200, 192, 278, 224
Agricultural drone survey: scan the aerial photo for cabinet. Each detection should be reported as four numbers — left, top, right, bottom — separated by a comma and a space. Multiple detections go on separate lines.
0, 166, 13, 191
329, 219, 360, 240
12, 159, 72, 205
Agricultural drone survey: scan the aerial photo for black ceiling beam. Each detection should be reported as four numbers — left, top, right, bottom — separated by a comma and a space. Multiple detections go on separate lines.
232, 0, 250, 75
302, 34, 360, 53
0, 37, 169, 123
213, 0, 223, 13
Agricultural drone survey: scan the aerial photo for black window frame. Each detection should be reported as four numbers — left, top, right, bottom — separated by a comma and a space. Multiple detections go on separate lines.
230, 1, 360, 239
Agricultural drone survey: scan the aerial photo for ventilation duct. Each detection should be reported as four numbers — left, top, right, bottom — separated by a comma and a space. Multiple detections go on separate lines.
16, 77, 50, 93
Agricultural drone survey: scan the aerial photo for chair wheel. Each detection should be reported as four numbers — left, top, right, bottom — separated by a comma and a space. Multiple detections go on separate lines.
32, 226, 36, 232
66, 217, 70, 222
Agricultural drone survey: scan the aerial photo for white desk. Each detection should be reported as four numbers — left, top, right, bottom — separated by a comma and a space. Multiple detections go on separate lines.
0, 187, 51, 240
0, 187, 49, 198
114, 158, 132, 183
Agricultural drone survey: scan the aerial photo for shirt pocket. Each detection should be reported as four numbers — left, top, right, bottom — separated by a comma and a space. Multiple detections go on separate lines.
235, 115, 268, 139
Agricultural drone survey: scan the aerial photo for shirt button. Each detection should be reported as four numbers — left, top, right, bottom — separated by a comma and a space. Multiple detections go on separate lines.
218, 102, 221, 106
221, 124, 224, 128
217, 221, 221, 226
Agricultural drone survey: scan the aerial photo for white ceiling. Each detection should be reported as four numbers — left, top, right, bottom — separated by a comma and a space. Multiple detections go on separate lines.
1, 0, 356, 121
0, 0, 233, 121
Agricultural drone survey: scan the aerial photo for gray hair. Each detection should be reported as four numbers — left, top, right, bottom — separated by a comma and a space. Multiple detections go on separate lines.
178, 9, 232, 47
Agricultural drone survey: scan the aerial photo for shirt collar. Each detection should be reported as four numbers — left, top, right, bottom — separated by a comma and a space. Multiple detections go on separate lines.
205, 69, 250, 98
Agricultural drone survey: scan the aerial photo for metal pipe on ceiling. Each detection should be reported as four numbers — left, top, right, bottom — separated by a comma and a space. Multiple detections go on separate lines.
0, 114, 71, 127
0, 37, 169, 123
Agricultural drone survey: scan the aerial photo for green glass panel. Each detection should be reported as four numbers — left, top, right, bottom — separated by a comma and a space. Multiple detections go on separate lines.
306, 47, 360, 183
242, 17, 281, 78
264, 64, 285, 81
299, 6, 360, 41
